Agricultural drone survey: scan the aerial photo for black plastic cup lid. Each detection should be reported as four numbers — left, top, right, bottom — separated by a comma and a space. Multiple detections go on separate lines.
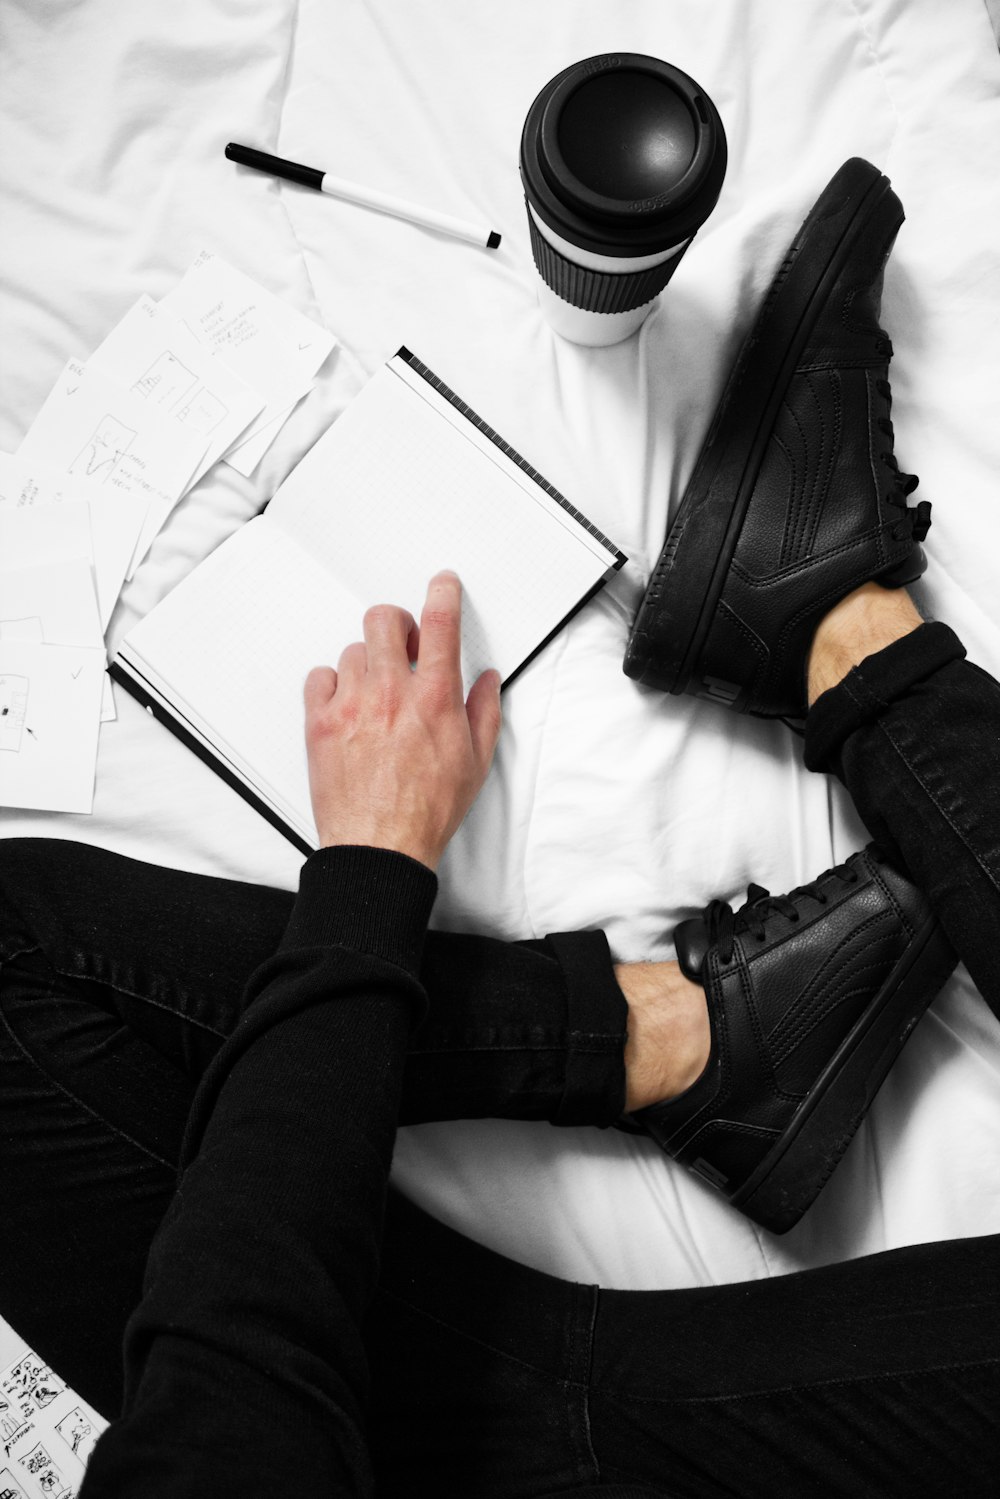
520, 53, 727, 258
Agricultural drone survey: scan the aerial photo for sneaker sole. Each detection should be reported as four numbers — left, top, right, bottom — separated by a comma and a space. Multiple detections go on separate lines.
732, 914, 957, 1234
623, 158, 902, 708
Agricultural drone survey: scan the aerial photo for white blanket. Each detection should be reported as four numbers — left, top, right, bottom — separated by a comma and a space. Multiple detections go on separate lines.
2, 0, 1000, 1311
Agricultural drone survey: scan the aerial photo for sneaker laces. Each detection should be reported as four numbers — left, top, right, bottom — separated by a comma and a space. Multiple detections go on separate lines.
874, 339, 932, 545
705, 860, 862, 965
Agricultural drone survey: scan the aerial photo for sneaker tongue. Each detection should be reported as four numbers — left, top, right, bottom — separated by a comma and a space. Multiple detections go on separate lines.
674, 917, 711, 983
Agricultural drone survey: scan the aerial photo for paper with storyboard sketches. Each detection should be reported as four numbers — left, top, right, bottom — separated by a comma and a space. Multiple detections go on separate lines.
0, 1318, 107, 1497
160, 250, 335, 474
0, 639, 105, 812
2, 253, 337, 814
17, 359, 207, 575
90, 294, 266, 488
0, 451, 141, 630
0, 555, 113, 722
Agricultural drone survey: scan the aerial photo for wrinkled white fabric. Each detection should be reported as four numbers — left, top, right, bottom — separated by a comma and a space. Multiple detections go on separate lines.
2, 0, 999, 1301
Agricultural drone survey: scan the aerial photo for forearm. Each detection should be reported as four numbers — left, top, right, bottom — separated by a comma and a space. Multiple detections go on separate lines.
81, 846, 436, 1498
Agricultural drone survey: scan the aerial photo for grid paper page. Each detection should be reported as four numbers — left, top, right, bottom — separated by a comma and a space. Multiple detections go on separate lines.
265, 362, 614, 677
121, 521, 366, 842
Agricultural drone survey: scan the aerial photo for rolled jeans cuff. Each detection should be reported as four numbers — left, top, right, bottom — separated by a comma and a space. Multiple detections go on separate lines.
545, 930, 628, 1127
803, 622, 967, 776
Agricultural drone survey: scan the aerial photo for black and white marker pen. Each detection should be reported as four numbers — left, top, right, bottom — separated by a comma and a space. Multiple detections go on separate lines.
225, 143, 501, 251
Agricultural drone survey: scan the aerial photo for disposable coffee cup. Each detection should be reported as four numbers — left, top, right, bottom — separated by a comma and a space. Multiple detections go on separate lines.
519, 53, 727, 346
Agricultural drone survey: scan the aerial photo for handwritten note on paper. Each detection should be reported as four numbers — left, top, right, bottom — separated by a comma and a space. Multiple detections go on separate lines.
0, 640, 105, 812
161, 251, 335, 471
0, 1319, 106, 1497
0, 451, 143, 629
91, 295, 266, 487
17, 360, 207, 573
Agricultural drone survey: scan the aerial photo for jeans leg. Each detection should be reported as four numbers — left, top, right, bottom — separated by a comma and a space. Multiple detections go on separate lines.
0, 839, 628, 1123
804, 621, 1000, 1017
370, 1191, 1000, 1498
0, 840, 628, 1413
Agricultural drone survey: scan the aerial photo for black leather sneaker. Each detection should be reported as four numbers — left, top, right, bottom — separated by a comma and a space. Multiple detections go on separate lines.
623, 158, 932, 718
628, 846, 956, 1233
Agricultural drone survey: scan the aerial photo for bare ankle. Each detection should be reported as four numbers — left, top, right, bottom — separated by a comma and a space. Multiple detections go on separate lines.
807, 582, 923, 707
616, 960, 711, 1113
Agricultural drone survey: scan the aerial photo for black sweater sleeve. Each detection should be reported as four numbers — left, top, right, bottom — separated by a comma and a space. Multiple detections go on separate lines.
79, 844, 438, 1499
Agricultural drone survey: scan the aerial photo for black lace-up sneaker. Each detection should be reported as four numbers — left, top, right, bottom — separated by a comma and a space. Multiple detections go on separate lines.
623, 158, 931, 718
628, 846, 956, 1233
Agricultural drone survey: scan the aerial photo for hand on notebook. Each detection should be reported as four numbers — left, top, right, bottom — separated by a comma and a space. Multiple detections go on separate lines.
303, 571, 502, 870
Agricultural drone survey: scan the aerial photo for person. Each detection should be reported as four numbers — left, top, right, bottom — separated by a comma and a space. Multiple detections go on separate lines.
1, 156, 997, 1494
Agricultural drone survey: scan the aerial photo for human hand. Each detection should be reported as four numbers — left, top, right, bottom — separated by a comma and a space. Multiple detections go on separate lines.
303, 571, 502, 870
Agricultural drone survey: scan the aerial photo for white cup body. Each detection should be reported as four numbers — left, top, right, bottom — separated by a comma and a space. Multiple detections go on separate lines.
528, 205, 688, 347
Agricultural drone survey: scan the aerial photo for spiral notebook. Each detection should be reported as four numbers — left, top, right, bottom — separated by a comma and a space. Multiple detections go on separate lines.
110, 349, 626, 853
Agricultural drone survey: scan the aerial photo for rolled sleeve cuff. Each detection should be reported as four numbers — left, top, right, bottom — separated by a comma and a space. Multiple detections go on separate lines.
281, 845, 438, 979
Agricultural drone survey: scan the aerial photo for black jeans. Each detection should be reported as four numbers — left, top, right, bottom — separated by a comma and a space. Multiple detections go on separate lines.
1, 622, 999, 1495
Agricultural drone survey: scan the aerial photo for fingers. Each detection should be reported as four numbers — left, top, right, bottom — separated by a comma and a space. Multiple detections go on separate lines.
416, 571, 463, 691
466, 668, 502, 772
304, 665, 337, 720
363, 603, 416, 675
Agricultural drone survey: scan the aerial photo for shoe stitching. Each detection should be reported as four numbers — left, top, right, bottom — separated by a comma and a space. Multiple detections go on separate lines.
728, 520, 887, 587
715, 599, 768, 663
769, 947, 893, 1065
801, 369, 843, 563
770, 965, 897, 1072
684, 1116, 782, 1150
866, 857, 917, 939
794, 375, 825, 567
775, 400, 805, 571
865, 368, 888, 571
763, 910, 894, 1057
773, 911, 893, 1055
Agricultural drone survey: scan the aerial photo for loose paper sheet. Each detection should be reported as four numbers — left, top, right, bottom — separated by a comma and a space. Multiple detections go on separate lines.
161, 251, 335, 468
0, 514, 115, 720
0, 559, 104, 650
90, 295, 266, 487
223, 393, 308, 476
0, 640, 105, 812
17, 360, 207, 573
0, 452, 141, 629
0, 1318, 106, 1497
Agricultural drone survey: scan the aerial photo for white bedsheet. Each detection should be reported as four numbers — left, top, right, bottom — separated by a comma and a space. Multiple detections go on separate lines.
2, 0, 1000, 1311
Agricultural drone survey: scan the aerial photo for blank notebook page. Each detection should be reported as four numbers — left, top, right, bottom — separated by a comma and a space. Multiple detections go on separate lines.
121, 520, 367, 840
266, 359, 616, 685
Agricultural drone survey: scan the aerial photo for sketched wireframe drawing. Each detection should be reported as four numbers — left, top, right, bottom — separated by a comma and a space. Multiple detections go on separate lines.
54, 1410, 96, 1467
132, 350, 197, 407
174, 386, 227, 434
69, 415, 136, 482
0, 1469, 28, 1499
0, 675, 29, 753
16, 1443, 69, 1499
1, 1356, 64, 1417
